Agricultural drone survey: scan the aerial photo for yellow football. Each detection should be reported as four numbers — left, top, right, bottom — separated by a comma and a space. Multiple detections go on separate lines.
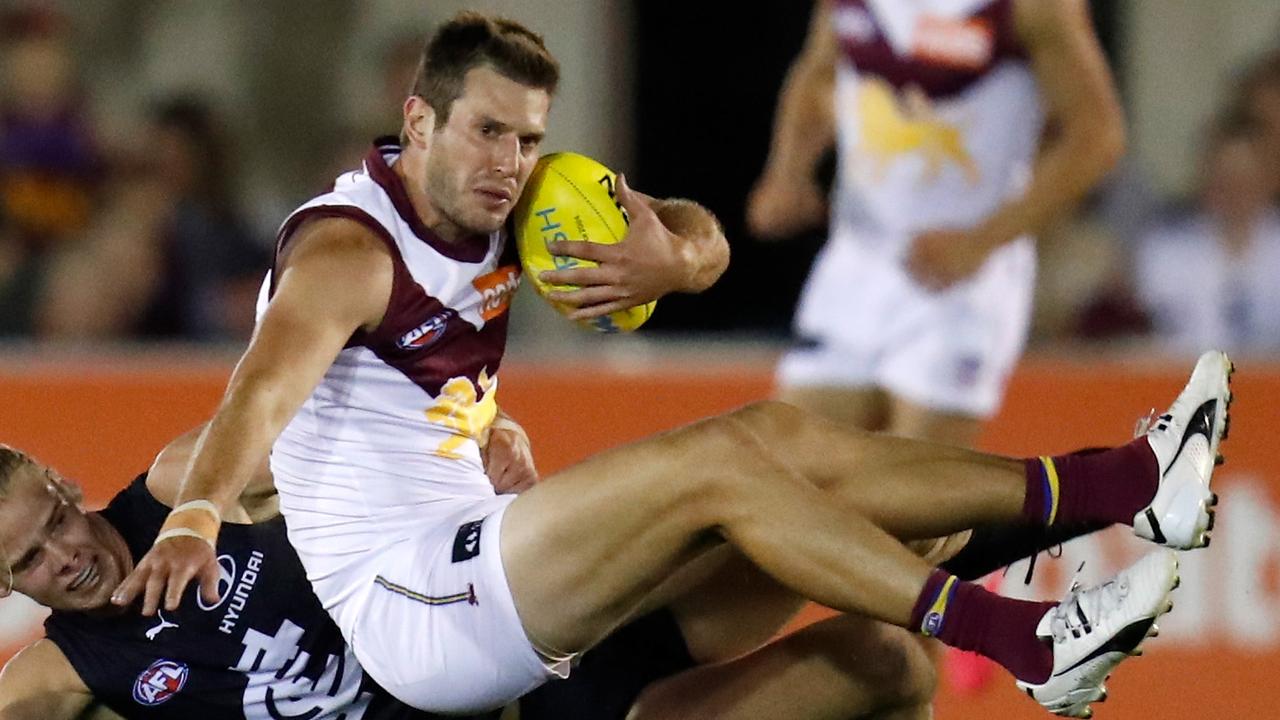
513, 152, 657, 332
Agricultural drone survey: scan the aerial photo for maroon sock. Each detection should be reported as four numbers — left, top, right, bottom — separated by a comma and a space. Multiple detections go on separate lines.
1021, 438, 1160, 527
910, 569, 1056, 684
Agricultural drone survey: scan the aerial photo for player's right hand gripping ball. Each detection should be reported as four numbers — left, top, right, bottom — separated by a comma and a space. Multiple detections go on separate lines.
513, 152, 657, 332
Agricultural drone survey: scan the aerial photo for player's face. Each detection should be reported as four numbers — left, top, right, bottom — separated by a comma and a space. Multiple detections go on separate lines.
424, 65, 550, 237
0, 465, 131, 612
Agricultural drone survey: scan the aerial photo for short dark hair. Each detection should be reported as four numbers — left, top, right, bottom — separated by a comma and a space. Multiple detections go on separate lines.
412, 11, 560, 128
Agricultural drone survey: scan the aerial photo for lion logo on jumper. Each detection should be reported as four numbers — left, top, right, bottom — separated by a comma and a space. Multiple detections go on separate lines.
857, 78, 978, 185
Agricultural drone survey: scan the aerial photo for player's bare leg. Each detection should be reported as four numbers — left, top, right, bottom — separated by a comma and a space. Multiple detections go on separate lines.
631, 529, 970, 665
503, 400, 1100, 643
885, 395, 984, 449
627, 613, 935, 720
872, 394, 993, 693
503, 352, 1230, 716
724, 401, 1028, 540
633, 537, 964, 719
633, 547, 804, 662
794, 386, 986, 699
780, 385, 890, 432
502, 402, 955, 651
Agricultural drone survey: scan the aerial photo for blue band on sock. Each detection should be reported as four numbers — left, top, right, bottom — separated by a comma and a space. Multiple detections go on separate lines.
921, 576, 959, 638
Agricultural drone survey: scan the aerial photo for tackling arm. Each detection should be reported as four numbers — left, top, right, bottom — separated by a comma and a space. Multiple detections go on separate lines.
147, 425, 279, 524
0, 641, 97, 720
482, 407, 539, 495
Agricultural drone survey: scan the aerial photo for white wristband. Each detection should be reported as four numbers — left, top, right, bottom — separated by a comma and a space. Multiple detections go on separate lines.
171, 499, 221, 522
154, 527, 216, 549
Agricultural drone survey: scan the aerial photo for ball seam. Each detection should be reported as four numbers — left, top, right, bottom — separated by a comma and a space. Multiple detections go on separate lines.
545, 164, 624, 244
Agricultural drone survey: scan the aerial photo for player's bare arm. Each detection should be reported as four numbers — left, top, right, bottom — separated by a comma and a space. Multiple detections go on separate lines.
0, 640, 97, 720
111, 217, 394, 616
649, 195, 730, 293
542, 173, 728, 319
746, 0, 837, 239
145, 425, 279, 523
999, 0, 1126, 241
906, 0, 1125, 290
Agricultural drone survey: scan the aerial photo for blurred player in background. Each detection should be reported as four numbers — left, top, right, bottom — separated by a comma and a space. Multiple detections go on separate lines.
749, 0, 1124, 448
748, 0, 1126, 693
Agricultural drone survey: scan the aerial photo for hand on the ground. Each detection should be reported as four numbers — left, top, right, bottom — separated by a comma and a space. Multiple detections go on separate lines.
112, 535, 222, 615
483, 416, 539, 494
904, 228, 998, 291
745, 174, 826, 240
541, 174, 686, 320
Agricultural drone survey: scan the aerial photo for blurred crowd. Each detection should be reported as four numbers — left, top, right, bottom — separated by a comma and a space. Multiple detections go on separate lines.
1, 3, 1278, 356
1039, 51, 1280, 357
0, 5, 268, 341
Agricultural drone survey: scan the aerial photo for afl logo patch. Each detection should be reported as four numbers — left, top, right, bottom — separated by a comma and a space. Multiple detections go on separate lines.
197, 554, 236, 611
923, 611, 944, 637
399, 311, 451, 350
133, 659, 189, 706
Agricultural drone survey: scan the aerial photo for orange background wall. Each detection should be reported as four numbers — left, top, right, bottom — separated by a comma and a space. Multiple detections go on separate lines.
0, 353, 1276, 719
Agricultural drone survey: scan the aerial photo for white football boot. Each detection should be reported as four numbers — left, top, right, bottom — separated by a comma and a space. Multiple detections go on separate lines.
1134, 350, 1233, 550
1017, 550, 1179, 718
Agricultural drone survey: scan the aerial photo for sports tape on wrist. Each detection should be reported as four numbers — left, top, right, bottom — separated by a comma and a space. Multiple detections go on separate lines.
154, 527, 216, 549
171, 499, 221, 522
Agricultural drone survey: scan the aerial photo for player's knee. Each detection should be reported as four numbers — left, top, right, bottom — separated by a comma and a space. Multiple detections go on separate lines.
675, 414, 804, 526
627, 681, 683, 720
875, 635, 938, 708
659, 415, 760, 517
662, 407, 813, 527
727, 399, 810, 444
833, 624, 937, 709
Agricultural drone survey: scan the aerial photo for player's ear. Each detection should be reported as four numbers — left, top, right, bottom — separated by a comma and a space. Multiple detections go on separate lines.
403, 96, 436, 148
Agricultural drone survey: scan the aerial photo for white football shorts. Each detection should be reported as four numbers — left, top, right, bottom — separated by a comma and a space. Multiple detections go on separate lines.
346, 494, 568, 713
778, 230, 1036, 418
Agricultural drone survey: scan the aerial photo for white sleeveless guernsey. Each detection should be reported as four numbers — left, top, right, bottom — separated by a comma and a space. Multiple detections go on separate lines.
831, 0, 1043, 248
258, 139, 522, 639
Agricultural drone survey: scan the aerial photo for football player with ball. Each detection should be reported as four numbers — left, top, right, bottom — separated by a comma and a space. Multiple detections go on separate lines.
111, 10, 1227, 720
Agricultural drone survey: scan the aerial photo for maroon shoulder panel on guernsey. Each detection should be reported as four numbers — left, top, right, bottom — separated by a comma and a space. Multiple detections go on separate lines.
271, 203, 510, 400
364, 138, 491, 263
834, 0, 1026, 99
272, 152, 512, 397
